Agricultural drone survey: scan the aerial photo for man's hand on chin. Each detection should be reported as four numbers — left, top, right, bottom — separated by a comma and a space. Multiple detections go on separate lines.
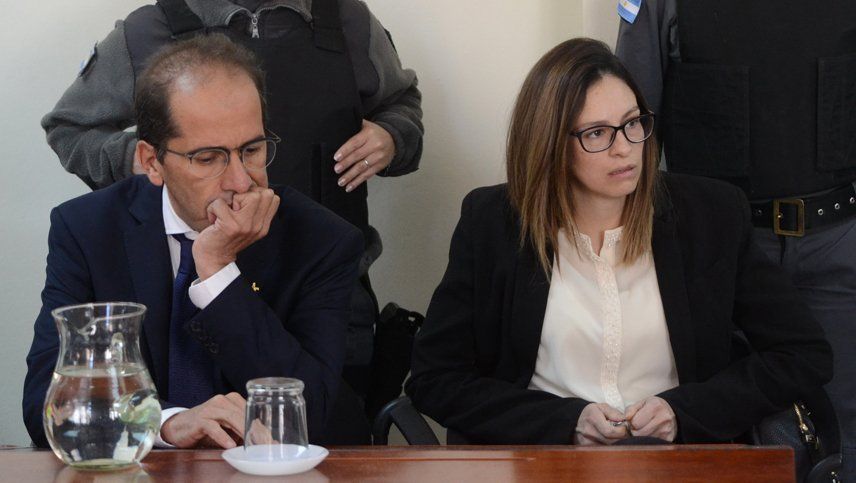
160, 393, 247, 449
193, 187, 280, 279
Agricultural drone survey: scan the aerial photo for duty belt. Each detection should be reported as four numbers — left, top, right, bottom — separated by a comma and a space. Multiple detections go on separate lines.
750, 183, 856, 237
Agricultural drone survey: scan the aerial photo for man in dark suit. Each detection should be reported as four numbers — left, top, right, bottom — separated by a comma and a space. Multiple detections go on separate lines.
23, 34, 363, 448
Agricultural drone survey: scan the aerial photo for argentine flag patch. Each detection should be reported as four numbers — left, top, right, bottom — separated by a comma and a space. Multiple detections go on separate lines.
618, 0, 642, 24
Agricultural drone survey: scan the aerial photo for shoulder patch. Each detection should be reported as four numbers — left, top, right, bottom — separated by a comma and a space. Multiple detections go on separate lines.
78, 42, 98, 77
618, 0, 642, 24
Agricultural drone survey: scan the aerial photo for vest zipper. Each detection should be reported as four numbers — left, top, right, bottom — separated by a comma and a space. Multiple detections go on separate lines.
250, 14, 260, 38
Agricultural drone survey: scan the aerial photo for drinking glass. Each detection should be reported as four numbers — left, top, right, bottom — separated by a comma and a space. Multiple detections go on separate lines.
243, 377, 308, 460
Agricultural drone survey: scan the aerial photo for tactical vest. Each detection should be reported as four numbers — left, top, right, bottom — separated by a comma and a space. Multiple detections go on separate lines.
662, 0, 856, 199
126, 0, 368, 232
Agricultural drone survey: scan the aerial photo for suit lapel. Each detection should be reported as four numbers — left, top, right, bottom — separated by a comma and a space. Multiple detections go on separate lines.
509, 240, 551, 381
652, 213, 697, 383
124, 182, 172, 390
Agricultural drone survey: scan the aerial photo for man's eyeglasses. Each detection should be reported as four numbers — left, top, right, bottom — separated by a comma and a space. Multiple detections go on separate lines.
571, 113, 655, 153
157, 132, 282, 179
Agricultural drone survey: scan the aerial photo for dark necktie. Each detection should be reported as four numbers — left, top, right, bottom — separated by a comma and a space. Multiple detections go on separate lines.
168, 233, 214, 408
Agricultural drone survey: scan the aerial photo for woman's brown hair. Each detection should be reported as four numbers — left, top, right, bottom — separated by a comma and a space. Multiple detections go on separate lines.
506, 38, 660, 275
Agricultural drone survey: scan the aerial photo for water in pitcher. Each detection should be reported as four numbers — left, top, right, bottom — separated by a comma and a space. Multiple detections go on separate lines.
44, 364, 161, 470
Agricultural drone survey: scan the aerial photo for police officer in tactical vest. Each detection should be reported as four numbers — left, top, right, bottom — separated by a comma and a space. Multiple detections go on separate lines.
42, 0, 424, 443
616, 1, 856, 480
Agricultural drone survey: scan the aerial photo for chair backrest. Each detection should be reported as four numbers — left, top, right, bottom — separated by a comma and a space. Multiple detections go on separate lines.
365, 303, 425, 419
371, 396, 439, 445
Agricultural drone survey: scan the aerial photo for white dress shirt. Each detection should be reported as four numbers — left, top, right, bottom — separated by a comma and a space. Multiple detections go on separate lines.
528, 227, 679, 412
156, 185, 241, 447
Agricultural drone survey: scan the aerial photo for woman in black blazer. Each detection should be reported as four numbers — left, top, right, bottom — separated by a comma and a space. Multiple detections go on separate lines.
405, 38, 832, 445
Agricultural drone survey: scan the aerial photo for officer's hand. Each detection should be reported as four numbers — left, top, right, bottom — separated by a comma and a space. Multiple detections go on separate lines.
573, 403, 630, 445
625, 396, 677, 442
193, 186, 279, 279
333, 120, 395, 192
161, 393, 246, 448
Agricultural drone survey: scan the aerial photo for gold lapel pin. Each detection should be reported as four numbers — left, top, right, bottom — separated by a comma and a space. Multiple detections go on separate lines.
251, 282, 261, 293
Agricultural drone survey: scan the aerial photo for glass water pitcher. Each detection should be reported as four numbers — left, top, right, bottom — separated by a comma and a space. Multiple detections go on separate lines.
44, 302, 161, 470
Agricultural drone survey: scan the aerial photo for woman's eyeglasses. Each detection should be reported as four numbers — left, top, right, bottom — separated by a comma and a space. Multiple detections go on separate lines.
572, 113, 655, 153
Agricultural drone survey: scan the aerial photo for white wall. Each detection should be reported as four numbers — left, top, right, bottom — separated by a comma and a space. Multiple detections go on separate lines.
584, 0, 621, 44
0, 0, 620, 445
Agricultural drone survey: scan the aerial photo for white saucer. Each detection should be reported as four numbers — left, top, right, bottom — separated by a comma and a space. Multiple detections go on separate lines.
222, 444, 329, 476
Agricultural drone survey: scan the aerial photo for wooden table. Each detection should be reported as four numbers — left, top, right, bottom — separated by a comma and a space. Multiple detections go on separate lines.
0, 445, 794, 482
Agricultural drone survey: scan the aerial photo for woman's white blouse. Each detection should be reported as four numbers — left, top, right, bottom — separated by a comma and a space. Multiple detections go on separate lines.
528, 227, 679, 411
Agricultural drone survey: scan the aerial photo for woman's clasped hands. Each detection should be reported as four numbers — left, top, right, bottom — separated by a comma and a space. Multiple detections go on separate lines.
573, 397, 677, 445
